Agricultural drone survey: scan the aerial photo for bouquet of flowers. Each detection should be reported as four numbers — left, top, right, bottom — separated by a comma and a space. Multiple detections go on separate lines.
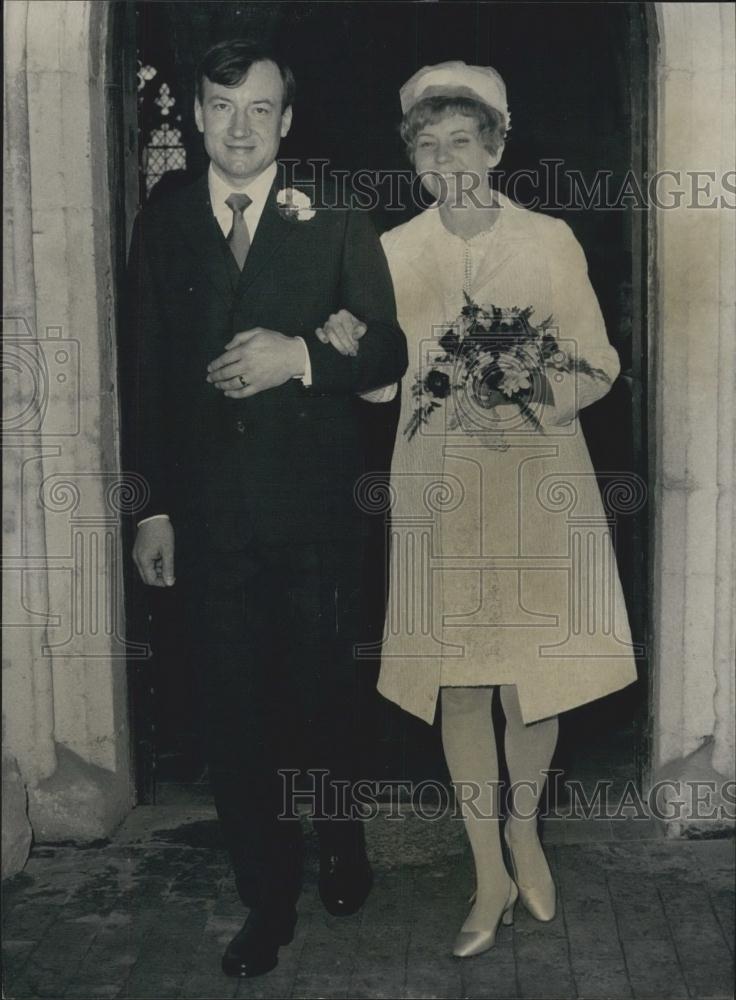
404, 293, 610, 440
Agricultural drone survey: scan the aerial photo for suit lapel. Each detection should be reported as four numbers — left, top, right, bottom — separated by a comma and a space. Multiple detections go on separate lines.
174, 175, 238, 299
174, 171, 301, 301
235, 180, 296, 300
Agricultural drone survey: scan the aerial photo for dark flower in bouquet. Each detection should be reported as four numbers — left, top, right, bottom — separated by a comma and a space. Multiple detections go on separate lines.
404, 292, 610, 441
424, 370, 452, 399
438, 328, 462, 354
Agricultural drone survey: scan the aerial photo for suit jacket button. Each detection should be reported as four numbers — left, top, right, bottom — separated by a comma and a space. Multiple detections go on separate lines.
236, 419, 245, 434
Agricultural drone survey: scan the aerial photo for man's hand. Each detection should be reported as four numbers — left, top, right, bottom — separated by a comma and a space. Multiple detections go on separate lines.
207, 328, 305, 399
315, 310, 367, 357
133, 519, 175, 587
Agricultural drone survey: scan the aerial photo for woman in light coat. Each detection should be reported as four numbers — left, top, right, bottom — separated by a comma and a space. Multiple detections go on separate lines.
318, 60, 637, 959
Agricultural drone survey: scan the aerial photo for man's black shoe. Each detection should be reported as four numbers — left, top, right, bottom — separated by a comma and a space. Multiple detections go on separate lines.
221, 907, 297, 978
318, 850, 373, 916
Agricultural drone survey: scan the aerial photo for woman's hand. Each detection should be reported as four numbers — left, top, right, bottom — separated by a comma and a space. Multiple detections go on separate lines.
315, 309, 367, 357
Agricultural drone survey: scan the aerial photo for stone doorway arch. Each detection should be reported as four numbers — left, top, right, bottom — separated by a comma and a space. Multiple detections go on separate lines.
3, 3, 734, 870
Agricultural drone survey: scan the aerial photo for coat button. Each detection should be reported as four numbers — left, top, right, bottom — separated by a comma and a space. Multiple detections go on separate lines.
235, 419, 245, 434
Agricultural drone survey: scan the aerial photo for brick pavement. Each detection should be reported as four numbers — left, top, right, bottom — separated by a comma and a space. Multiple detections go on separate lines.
2, 806, 733, 1000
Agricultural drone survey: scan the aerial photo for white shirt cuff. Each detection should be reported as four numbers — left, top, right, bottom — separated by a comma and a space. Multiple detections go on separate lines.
294, 337, 312, 387
358, 383, 398, 403
138, 513, 170, 527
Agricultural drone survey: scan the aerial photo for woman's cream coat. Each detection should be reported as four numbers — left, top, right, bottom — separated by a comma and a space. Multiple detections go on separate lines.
375, 196, 638, 725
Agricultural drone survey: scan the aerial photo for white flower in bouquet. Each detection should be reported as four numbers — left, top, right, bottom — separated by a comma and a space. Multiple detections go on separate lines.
496, 355, 532, 397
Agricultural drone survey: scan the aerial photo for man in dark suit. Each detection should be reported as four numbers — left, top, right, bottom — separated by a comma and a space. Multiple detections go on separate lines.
125, 39, 407, 978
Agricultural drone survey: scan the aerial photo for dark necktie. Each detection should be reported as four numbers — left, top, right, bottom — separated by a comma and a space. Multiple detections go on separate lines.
225, 192, 252, 269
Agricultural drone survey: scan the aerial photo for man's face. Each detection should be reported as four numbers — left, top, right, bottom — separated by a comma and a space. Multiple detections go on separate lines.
195, 60, 292, 186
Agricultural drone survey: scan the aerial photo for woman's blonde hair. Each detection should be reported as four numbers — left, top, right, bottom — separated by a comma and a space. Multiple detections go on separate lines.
400, 95, 507, 162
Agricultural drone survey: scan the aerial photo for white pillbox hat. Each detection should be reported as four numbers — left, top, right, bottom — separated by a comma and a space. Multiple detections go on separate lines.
400, 60, 510, 129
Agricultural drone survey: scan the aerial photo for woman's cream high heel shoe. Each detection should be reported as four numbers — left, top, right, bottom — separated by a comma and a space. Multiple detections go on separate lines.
503, 823, 556, 922
452, 877, 518, 958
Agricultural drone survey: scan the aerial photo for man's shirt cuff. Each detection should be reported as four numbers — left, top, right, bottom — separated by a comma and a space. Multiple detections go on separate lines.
358, 383, 398, 403
138, 513, 170, 527
294, 336, 312, 387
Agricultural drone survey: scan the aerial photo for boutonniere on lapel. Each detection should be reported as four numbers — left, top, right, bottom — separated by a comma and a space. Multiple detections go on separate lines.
275, 188, 316, 222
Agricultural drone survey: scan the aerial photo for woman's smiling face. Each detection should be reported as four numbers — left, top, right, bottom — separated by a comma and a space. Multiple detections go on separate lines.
413, 113, 497, 205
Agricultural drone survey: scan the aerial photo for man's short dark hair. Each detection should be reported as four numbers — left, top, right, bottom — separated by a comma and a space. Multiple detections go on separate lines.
195, 39, 296, 110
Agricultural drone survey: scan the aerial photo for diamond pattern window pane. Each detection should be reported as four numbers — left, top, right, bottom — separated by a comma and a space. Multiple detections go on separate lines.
138, 57, 188, 198
144, 124, 186, 195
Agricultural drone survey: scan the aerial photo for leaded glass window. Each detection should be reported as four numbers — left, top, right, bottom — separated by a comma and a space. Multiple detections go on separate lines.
137, 62, 187, 197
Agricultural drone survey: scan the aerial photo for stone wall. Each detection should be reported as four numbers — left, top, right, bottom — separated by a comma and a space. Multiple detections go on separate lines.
650, 3, 736, 832
3, 1, 134, 872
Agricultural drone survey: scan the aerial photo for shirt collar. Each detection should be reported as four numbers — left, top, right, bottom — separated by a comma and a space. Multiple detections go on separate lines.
208, 160, 278, 214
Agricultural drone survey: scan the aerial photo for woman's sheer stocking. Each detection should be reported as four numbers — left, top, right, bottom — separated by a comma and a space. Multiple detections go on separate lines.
441, 686, 511, 931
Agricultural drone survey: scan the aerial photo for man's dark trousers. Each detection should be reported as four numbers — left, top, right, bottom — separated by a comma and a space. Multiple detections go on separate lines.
187, 531, 369, 916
